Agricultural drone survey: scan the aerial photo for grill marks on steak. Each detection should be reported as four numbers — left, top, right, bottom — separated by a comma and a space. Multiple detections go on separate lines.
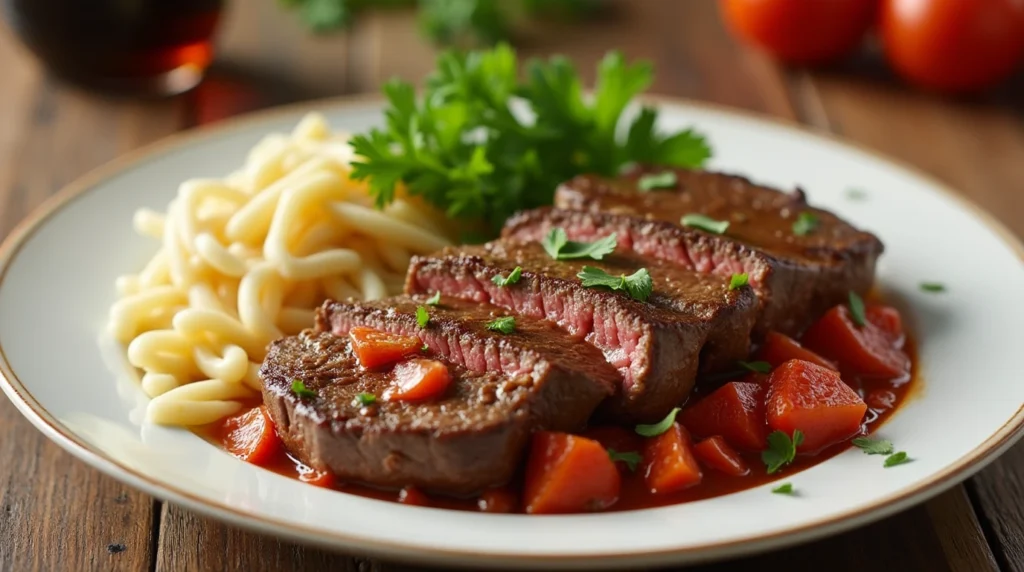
406, 240, 758, 421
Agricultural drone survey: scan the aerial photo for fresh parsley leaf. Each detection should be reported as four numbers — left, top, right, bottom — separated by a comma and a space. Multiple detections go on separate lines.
492, 266, 523, 287
846, 188, 869, 200
848, 291, 867, 327
920, 282, 946, 293
577, 266, 653, 302
421, 344, 429, 352
635, 407, 680, 437
637, 171, 677, 191
416, 306, 430, 328
425, 291, 442, 305
772, 483, 795, 495
762, 430, 804, 474
681, 213, 729, 234
541, 228, 617, 260
486, 316, 516, 334
852, 437, 894, 455
607, 448, 642, 472
291, 379, 317, 399
884, 451, 912, 468
738, 360, 771, 374
792, 212, 819, 236
729, 273, 748, 290
353, 392, 377, 407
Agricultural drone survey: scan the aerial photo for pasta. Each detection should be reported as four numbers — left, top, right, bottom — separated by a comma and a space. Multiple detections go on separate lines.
108, 113, 453, 427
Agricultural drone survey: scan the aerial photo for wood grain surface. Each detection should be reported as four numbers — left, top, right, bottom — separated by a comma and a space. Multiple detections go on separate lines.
0, 2, 1021, 570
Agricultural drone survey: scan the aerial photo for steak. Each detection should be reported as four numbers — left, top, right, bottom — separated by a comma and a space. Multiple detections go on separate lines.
406, 240, 759, 422
553, 168, 884, 335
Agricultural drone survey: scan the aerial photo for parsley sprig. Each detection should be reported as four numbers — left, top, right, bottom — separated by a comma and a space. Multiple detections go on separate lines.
635, 407, 680, 437
542, 228, 617, 261
492, 266, 523, 287
762, 430, 803, 474
578, 267, 653, 302
607, 449, 642, 472
486, 316, 516, 334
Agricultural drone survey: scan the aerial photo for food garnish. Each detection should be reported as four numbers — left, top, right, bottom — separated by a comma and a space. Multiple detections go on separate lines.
762, 430, 804, 474
541, 228, 617, 261
884, 451, 912, 468
729, 273, 749, 290
681, 213, 729, 234
492, 266, 523, 287
920, 282, 946, 293
771, 483, 795, 495
486, 316, 516, 334
635, 407, 681, 437
425, 291, 442, 305
851, 437, 894, 455
353, 393, 377, 407
291, 380, 317, 399
792, 212, 819, 236
846, 188, 869, 200
578, 267, 653, 302
847, 291, 867, 327
738, 360, 771, 374
607, 448, 642, 472
416, 306, 431, 328
637, 171, 678, 191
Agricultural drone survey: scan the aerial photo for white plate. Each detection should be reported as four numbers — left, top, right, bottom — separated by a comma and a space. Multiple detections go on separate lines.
1, 96, 1022, 570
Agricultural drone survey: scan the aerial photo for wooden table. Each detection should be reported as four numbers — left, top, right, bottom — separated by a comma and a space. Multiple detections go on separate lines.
1, 2, 1021, 571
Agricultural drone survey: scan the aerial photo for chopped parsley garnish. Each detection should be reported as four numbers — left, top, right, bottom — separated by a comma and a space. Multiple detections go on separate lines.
637, 171, 678, 191
852, 437, 894, 455
884, 451, 912, 468
541, 228, 618, 261
728, 273, 749, 290
635, 407, 680, 437
486, 316, 516, 334
421, 344, 430, 352
848, 291, 867, 327
291, 380, 317, 399
577, 266, 653, 302
771, 483, 795, 495
738, 360, 772, 374
920, 282, 946, 293
791, 212, 819, 236
846, 188, 869, 201
492, 266, 523, 287
416, 306, 430, 328
681, 213, 729, 234
607, 449, 642, 472
425, 291, 442, 305
762, 430, 803, 474
353, 393, 376, 407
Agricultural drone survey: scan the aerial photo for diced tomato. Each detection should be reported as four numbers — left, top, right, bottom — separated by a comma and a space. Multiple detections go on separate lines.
524, 432, 621, 514
581, 426, 645, 472
219, 406, 281, 466
477, 487, 518, 513
679, 382, 767, 451
766, 359, 867, 454
757, 331, 837, 371
298, 466, 336, 488
349, 326, 422, 369
398, 486, 431, 507
865, 304, 905, 349
642, 423, 703, 494
802, 306, 910, 378
693, 436, 750, 477
385, 359, 452, 402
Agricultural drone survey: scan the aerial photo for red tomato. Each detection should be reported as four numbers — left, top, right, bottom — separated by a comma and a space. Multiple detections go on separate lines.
642, 423, 703, 495
349, 326, 422, 369
219, 406, 281, 466
385, 359, 452, 402
719, 0, 878, 64
865, 304, 905, 349
880, 0, 1024, 93
802, 305, 911, 378
693, 436, 751, 477
679, 382, 768, 451
524, 432, 621, 514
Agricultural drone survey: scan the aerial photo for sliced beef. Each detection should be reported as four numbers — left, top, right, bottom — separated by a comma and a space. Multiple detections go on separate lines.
554, 168, 884, 335
405, 240, 759, 422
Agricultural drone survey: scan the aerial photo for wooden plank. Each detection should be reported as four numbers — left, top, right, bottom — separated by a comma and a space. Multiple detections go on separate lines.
927, 487, 1000, 572
969, 444, 1024, 571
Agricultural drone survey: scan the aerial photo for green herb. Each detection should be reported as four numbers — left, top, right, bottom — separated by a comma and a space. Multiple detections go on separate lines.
852, 437, 894, 455
541, 228, 617, 261
607, 449, 642, 472
681, 213, 729, 235
637, 171, 678, 191
421, 344, 430, 352
348, 45, 710, 231
425, 291, 442, 305
486, 316, 516, 334
762, 430, 804, 474
353, 392, 377, 407
846, 188, 869, 201
291, 379, 317, 399
577, 266, 653, 302
738, 360, 771, 374
848, 291, 867, 327
792, 212, 819, 236
920, 282, 946, 293
492, 266, 523, 287
635, 407, 680, 437
416, 306, 430, 328
884, 451, 912, 468
771, 483, 795, 495
729, 273, 749, 290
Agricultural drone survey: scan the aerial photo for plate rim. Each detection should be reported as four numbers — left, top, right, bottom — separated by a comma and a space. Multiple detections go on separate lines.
0, 93, 1022, 569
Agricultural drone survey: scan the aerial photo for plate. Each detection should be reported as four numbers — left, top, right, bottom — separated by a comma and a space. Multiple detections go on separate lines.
1, 96, 1022, 570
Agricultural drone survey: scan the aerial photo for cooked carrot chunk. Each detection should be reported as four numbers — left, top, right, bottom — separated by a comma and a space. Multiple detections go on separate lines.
642, 423, 703, 494
349, 326, 422, 369
524, 432, 621, 514
385, 359, 452, 402
679, 382, 767, 451
693, 436, 750, 476
802, 306, 910, 378
757, 331, 837, 371
865, 304, 905, 349
220, 406, 281, 466
766, 359, 867, 454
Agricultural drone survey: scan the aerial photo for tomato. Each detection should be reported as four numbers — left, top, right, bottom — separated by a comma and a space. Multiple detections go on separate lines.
349, 326, 422, 369
642, 423, 703, 494
679, 382, 768, 451
757, 331, 838, 371
718, 0, 878, 64
802, 305, 911, 378
218, 406, 281, 466
865, 304, 905, 349
880, 0, 1024, 93
524, 432, 621, 514
385, 359, 452, 402
693, 436, 751, 477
